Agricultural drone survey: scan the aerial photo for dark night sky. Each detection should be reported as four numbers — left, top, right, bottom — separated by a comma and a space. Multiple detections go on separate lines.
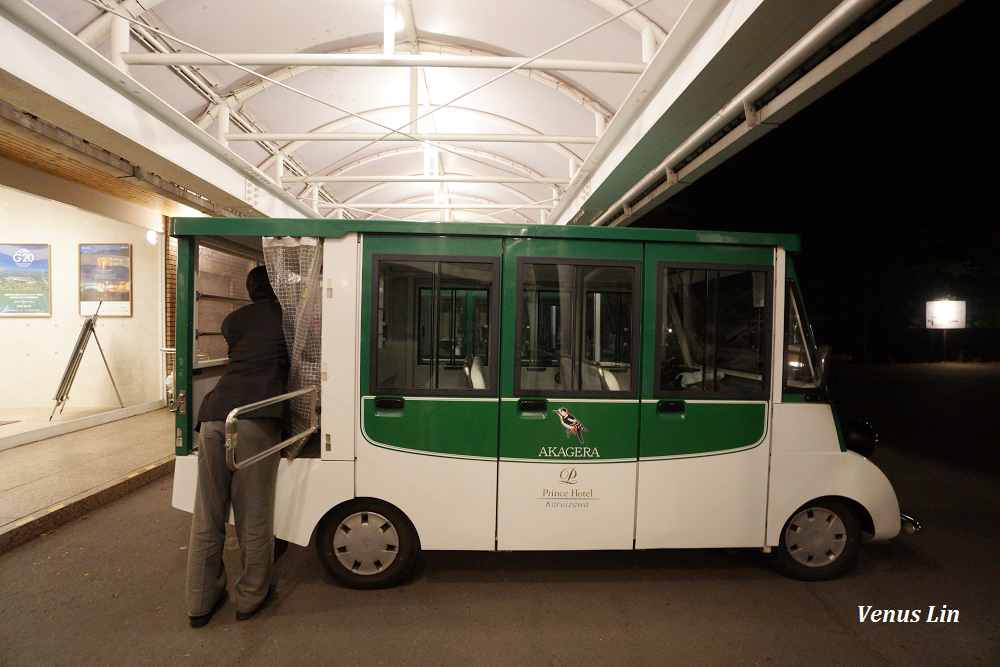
638, 0, 999, 362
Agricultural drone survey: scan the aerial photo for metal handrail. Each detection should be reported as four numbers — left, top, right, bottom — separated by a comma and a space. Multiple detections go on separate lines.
197, 291, 252, 304
224, 385, 319, 471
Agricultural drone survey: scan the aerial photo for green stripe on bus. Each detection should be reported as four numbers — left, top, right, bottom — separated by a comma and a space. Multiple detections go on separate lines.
639, 401, 767, 457
500, 400, 639, 460
362, 397, 499, 459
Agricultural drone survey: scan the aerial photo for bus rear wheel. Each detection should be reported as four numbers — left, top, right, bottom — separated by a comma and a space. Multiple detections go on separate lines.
770, 498, 861, 581
315, 499, 420, 589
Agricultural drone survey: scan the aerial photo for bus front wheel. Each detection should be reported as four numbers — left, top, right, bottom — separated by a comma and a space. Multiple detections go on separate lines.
315, 499, 421, 589
770, 497, 861, 581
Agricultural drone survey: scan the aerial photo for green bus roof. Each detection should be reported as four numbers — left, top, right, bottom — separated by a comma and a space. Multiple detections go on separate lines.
169, 217, 801, 252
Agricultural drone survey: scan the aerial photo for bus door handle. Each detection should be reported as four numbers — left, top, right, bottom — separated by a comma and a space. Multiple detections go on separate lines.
374, 397, 405, 414
517, 398, 547, 413
657, 400, 685, 415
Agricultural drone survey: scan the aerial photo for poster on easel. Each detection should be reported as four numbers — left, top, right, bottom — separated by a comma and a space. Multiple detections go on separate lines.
80, 243, 132, 316
0, 243, 51, 316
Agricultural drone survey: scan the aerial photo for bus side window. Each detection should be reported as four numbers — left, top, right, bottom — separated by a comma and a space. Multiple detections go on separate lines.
517, 261, 636, 395
374, 258, 497, 394
657, 266, 770, 398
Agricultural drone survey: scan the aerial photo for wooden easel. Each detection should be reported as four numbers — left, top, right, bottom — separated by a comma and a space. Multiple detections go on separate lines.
50, 302, 124, 421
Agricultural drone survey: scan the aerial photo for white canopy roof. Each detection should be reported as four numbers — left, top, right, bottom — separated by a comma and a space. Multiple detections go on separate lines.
1, 0, 961, 224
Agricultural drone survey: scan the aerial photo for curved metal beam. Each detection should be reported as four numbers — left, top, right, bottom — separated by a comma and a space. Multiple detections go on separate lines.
587, 0, 668, 41
338, 202, 552, 209
316, 145, 550, 181
331, 192, 537, 224
342, 177, 544, 207
222, 41, 615, 120
256, 105, 586, 174
284, 174, 569, 184
121, 52, 645, 73
230, 132, 597, 144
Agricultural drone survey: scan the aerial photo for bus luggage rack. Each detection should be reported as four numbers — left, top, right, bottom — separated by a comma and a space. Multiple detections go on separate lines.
225, 385, 319, 471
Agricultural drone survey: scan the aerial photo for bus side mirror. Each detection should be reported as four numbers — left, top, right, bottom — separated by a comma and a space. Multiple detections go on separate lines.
814, 345, 832, 388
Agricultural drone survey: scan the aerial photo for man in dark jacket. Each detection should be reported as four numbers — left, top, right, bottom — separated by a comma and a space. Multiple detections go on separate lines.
186, 265, 289, 627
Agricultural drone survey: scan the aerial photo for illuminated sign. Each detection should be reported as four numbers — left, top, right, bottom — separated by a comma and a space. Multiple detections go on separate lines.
926, 300, 966, 329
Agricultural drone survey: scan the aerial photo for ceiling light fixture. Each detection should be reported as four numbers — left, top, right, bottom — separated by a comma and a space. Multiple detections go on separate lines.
423, 144, 439, 176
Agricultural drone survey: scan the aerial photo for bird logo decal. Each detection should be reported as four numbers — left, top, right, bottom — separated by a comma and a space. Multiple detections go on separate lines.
553, 407, 589, 444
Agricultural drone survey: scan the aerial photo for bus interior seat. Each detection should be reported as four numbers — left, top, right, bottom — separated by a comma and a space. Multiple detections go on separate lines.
469, 356, 486, 389
678, 368, 725, 388
599, 364, 620, 391
582, 360, 620, 392
463, 355, 473, 387
463, 354, 487, 390
558, 356, 573, 390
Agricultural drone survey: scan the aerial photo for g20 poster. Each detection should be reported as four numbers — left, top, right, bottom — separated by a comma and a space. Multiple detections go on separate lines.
0, 244, 51, 316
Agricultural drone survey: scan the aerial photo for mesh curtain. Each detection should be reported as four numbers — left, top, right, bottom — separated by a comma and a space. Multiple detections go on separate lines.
263, 236, 322, 459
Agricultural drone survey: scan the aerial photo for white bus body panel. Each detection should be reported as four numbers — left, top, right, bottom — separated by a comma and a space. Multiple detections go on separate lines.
497, 461, 637, 550
767, 403, 901, 543
171, 454, 353, 547
771, 402, 841, 454
172, 453, 198, 513
273, 459, 354, 546
355, 440, 497, 551
321, 234, 361, 462
635, 442, 770, 549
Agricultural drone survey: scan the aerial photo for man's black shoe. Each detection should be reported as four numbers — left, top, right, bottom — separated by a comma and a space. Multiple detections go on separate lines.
189, 590, 228, 628
236, 586, 273, 621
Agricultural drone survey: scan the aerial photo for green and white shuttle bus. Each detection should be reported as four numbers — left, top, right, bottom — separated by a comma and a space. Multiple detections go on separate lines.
170, 218, 914, 587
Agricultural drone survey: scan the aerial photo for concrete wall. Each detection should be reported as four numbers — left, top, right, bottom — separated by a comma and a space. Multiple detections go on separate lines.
0, 180, 165, 409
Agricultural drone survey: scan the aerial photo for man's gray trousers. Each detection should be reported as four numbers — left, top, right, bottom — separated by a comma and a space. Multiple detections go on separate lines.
186, 418, 281, 617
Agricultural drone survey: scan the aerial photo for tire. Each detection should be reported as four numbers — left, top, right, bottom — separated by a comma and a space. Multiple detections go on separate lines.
315, 498, 420, 589
769, 497, 861, 581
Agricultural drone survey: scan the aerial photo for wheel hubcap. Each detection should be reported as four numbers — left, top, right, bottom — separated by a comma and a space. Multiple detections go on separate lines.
333, 511, 400, 575
784, 507, 847, 567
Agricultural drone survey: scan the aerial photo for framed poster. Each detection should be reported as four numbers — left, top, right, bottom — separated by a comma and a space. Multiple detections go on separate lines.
80, 243, 132, 316
0, 244, 51, 316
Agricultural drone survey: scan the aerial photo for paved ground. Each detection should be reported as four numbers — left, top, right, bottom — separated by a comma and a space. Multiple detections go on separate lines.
0, 409, 174, 552
1, 364, 997, 665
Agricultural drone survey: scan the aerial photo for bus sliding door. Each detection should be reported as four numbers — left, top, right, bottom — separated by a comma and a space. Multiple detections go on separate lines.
358, 235, 501, 551
497, 238, 641, 550
636, 245, 774, 549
